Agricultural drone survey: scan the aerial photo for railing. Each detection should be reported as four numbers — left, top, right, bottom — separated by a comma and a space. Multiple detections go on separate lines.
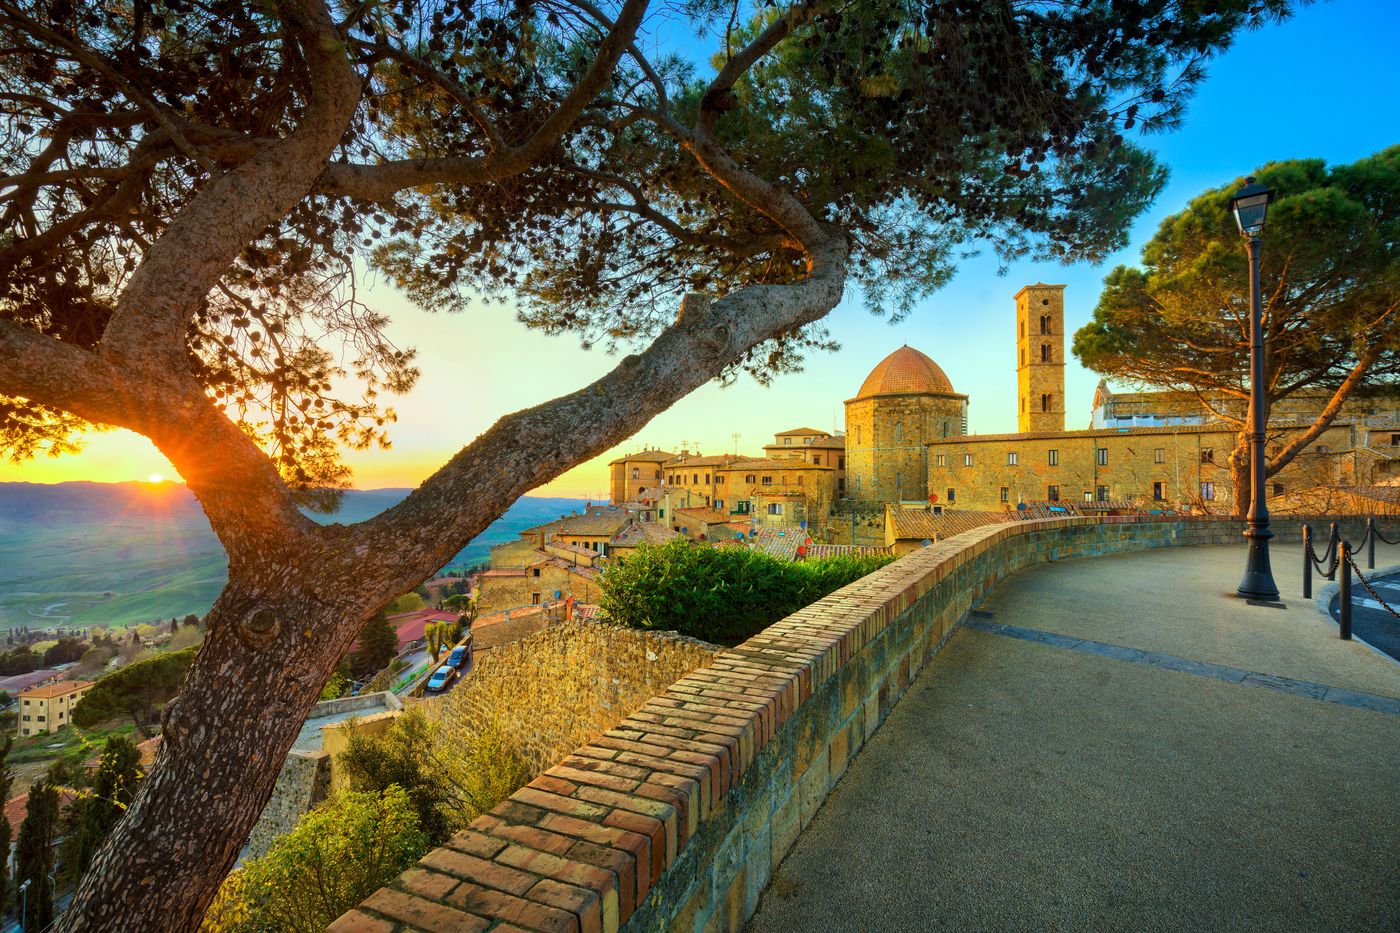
1304, 517, 1400, 640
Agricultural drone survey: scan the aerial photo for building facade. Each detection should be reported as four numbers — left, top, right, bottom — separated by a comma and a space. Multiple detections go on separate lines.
844, 346, 968, 504
1016, 283, 1066, 433
18, 680, 93, 737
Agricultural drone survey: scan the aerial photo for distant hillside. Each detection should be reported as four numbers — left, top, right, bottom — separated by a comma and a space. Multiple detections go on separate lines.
0, 482, 588, 631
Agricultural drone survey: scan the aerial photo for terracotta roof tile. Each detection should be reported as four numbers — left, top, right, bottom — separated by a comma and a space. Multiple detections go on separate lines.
852, 346, 959, 399
20, 680, 92, 699
673, 507, 731, 525
774, 427, 829, 436
556, 512, 634, 536
607, 449, 677, 465
611, 522, 681, 547
721, 458, 833, 471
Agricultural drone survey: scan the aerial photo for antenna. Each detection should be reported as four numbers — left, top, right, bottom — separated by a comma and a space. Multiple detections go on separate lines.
731, 432, 741, 456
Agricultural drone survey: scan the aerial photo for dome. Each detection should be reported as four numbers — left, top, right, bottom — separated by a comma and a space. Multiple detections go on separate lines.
854, 345, 955, 399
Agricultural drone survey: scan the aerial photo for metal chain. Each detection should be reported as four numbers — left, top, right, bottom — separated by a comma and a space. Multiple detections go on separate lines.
1346, 553, 1400, 624
1305, 531, 1339, 577
1371, 522, 1400, 547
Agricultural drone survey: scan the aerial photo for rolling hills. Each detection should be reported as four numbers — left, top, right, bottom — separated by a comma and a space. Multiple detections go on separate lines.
0, 482, 588, 632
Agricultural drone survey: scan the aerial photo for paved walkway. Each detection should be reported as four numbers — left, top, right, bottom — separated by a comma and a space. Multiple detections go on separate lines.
748, 542, 1400, 933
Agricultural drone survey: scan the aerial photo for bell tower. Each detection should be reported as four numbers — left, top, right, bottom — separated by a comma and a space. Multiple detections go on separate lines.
1016, 284, 1066, 433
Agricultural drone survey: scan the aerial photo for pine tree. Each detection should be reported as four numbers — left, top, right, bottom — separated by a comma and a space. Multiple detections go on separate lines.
16, 775, 58, 931
62, 736, 142, 882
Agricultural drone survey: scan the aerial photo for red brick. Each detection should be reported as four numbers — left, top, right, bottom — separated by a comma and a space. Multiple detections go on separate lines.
477, 814, 576, 856
495, 845, 617, 897
604, 809, 671, 873
513, 786, 611, 821
531, 773, 580, 796
551, 764, 640, 793
362, 887, 489, 932
326, 909, 394, 933
398, 866, 459, 901
448, 883, 579, 933
447, 829, 507, 859
527, 878, 604, 933
567, 838, 638, 918
420, 847, 537, 896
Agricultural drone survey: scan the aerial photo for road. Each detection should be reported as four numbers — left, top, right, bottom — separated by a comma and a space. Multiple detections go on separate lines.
1329, 570, 1400, 664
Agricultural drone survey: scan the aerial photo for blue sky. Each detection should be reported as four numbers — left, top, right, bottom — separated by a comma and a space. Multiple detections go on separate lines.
7, 0, 1398, 498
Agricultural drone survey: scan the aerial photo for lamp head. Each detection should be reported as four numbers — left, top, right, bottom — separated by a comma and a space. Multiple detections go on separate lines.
1230, 176, 1273, 237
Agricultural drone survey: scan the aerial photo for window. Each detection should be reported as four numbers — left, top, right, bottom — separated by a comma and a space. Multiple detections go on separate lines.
1021, 349, 1026, 367
1047, 485, 1060, 502
855, 426, 862, 445
1200, 448, 1214, 464
1039, 315, 1051, 335
1153, 482, 1165, 501
1007, 452, 1018, 466
1096, 485, 1109, 502
1153, 447, 1165, 464
1272, 482, 1284, 496
1040, 343, 1051, 363
963, 453, 974, 467
736, 501, 750, 514
935, 454, 947, 467
761, 475, 773, 485
704, 473, 711, 484
1317, 445, 1329, 454
946, 488, 956, 503
1000, 486, 1009, 503
767, 503, 784, 515
1048, 449, 1059, 466
1041, 393, 1052, 413
1095, 447, 1108, 466
942, 421, 950, 437
838, 478, 845, 492
531, 592, 541, 605
813, 455, 822, 465
1200, 482, 1216, 500
798, 476, 805, 486
780, 475, 788, 485
630, 468, 639, 480
716, 474, 725, 484
715, 499, 724, 510
745, 474, 756, 483
531, 567, 541, 577
654, 470, 661, 479
894, 421, 903, 442
692, 474, 699, 484
896, 472, 903, 495
704, 496, 711, 506
838, 456, 845, 470
1391, 433, 1400, 446
783, 437, 792, 445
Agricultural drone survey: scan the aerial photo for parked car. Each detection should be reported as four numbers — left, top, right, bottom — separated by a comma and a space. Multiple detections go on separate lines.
447, 640, 472, 670
425, 665, 456, 693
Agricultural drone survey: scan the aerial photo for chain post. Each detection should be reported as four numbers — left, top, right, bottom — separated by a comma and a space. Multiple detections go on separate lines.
1327, 523, 1339, 580
1302, 524, 1312, 600
1339, 539, 1352, 641
1367, 516, 1375, 569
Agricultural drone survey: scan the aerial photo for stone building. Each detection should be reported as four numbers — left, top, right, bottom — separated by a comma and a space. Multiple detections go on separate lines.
763, 428, 847, 496
844, 345, 968, 504
1016, 283, 1067, 433
17, 679, 92, 737
607, 449, 674, 504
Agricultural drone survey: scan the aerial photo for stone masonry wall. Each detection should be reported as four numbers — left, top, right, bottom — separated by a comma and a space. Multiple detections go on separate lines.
331, 513, 1371, 933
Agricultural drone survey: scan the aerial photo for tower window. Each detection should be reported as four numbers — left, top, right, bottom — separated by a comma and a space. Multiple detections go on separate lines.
1007, 452, 1018, 466
1048, 449, 1059, 466
1153, 448, 1165, 464
1039, 315, 1051, 335
1095, 447, 1108, 466
935, 454, 946, 467
963, 453, 974, 467
1041, 393, 1052, 413
1041, 344, 1051, 363
894, 421, 903, 442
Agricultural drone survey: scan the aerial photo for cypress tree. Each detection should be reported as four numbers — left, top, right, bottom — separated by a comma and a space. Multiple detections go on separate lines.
62, 736, 142, 882
354, 610, 400, 677
0, 735, 13, 915
16, 776, 58, 931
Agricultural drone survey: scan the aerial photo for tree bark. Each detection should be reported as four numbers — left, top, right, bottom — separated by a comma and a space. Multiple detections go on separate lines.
62, 563, 368, 932
1229, 434, 1251, 520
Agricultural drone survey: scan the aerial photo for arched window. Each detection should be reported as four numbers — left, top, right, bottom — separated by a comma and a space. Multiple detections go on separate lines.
855, 425, 862, 445
894, 421, 903, 442
1040, 343, 1050, 363
1041, 393, 1052, 413
1039, 315, 1051, 335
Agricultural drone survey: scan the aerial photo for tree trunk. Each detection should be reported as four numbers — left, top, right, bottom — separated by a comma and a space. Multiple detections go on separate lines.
59, 576, 366, 932
1228, 432, 1251, 520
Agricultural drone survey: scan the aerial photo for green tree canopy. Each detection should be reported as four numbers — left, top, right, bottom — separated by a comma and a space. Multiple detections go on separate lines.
350, 611, 399, 679
1073, 148, 1400, 511
72, 647, 197, 738
204, 785, 426, 933
0, 735, 13, 915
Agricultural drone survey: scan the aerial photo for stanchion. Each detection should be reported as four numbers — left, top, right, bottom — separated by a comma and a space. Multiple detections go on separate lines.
1302, 524, 1312, 600
1367, 516, 1375, 569
1339, 539, 1352, 641
1327, 523, 1338, 580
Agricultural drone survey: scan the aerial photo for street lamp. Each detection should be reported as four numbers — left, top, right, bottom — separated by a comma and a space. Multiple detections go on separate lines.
19, 878, 30, 932
1231, 176, 1280, 602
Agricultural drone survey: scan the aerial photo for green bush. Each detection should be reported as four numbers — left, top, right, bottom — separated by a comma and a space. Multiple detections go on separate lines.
599, 540, 895, 644
201, 785, 425, 933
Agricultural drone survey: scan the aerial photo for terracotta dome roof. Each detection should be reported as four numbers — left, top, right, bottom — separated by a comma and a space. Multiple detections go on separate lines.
855, 346, 955, 399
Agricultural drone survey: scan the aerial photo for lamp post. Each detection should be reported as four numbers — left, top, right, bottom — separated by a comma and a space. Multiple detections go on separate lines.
19, 878, 30, 932
1231, 176, 1280, 602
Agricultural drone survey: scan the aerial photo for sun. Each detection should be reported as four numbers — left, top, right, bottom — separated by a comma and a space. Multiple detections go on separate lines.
147, 473, 165, 483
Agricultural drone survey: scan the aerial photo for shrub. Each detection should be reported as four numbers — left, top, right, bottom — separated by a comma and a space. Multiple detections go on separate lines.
336, 710, 457, 844
599, 539, 895, 643
200, 785, 425, 933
